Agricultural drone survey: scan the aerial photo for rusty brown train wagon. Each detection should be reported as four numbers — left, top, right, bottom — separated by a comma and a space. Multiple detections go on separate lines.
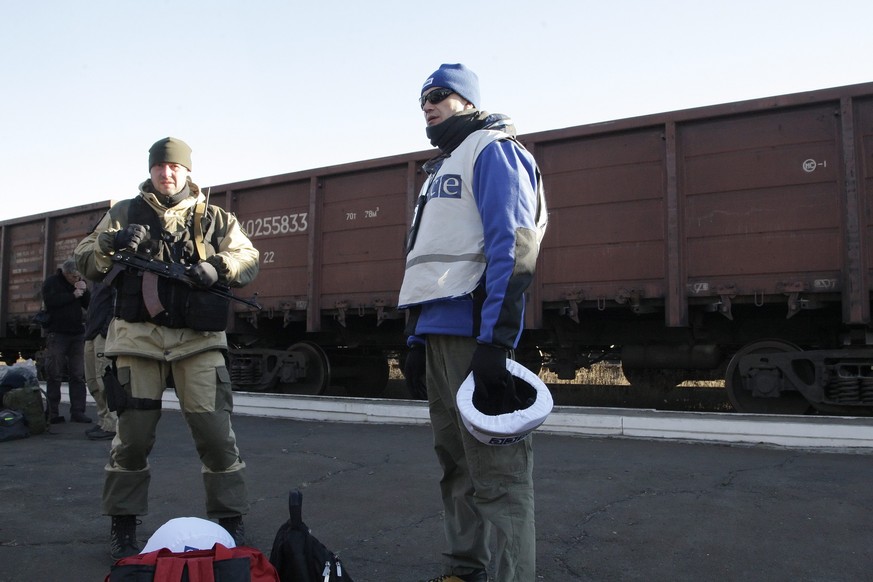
6, 81, 873, 414
208, 156, 430, 396
524, 80, 873, 415
210, 80, 873, 414
0, 201, 113, 363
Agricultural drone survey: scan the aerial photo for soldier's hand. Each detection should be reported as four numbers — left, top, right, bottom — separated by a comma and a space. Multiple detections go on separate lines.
190, 261, 219, 288
114, 224, 149, 250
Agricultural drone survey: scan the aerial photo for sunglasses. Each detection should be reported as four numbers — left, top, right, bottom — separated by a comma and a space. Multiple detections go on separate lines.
419, 88, 455, 109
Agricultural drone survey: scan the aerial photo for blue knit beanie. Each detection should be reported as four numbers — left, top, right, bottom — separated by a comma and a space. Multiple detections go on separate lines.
421, 63, 481, 107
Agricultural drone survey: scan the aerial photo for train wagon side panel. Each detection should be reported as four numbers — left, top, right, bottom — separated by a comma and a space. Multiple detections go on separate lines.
0, 201, 112, 361
679, 103, 844, 319
318, 165, 409, 314
3, 221, 46, 326
857, 97, 873, 316
223, 179, 311, 312
536, 127, 668, 309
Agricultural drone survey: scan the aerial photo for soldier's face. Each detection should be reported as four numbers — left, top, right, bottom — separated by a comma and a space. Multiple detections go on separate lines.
150, 162, 189, 196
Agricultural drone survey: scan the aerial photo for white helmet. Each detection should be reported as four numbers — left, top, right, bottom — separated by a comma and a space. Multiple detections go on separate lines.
141, 517, 236, 553
456, 358, 553, 446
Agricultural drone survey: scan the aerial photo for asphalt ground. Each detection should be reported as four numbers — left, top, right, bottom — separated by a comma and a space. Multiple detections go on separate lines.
2, 400, 873, 582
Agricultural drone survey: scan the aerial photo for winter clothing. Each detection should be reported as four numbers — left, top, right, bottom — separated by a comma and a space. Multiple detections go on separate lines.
75, 174, 259, 522
400, 71, 547, 582
41, 267, 90, 419
42, 268, 90, 335
401, 113, 547, 349
148, 136, 192, 170
421, 63, 481, 108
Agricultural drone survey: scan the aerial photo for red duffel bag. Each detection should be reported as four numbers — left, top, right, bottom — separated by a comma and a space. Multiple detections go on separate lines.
105, 543, 280, 582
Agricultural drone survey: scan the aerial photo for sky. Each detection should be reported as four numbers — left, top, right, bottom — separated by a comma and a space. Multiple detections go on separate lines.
2, 0, 872, 221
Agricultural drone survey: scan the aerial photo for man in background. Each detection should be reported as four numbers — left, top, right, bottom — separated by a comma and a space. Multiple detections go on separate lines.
42, 258, 92, 424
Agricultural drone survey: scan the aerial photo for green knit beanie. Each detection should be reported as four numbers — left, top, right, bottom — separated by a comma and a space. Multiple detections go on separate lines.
148, 137, 192, 171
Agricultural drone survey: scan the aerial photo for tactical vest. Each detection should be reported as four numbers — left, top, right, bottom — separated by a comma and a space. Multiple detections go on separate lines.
112, 196, 228, 330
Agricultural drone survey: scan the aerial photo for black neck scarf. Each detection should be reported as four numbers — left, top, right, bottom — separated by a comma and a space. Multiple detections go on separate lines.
426, 109, 491, 154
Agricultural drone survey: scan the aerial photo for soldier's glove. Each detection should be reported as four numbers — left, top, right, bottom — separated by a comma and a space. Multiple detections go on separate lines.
470, 343, 518, 416
403, 343, 427, 400
114, 224, 149, 250
189, 261, 219, 288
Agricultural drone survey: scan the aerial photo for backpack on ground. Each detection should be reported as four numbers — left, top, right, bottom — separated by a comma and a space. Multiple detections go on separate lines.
2, 385, 48, 436
106, 542, 280, 582
0, 409, 29, 442
269, 490, 353, 582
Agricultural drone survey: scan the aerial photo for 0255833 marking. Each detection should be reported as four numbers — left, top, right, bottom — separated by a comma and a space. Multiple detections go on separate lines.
243, 213, 308, 238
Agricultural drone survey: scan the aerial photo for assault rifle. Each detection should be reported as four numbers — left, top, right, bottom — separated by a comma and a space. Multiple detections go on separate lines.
110, 249, 262, 311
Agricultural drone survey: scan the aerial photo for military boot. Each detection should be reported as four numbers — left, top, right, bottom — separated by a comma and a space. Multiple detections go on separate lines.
109, 515, 140, 560
218, 515, 248, 546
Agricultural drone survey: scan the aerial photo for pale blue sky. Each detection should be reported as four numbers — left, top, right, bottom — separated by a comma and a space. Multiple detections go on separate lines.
2, 0, 871, 219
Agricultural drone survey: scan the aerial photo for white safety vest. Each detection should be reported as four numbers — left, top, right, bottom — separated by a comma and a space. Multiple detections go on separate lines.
398, 130, 506, 307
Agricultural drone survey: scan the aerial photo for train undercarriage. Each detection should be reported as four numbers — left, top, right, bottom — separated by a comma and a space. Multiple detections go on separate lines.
221, 299, 873, 417
533, 300, 873, 416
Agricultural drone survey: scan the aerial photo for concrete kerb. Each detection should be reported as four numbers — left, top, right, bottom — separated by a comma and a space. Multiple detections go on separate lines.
59, 385, 873, 450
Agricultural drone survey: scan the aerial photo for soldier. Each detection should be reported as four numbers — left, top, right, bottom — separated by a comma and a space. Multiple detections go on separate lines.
75, 137, 259, 560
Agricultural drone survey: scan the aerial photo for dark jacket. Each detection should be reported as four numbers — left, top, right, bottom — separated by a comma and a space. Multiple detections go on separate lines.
83, 281, 114, 341
42, 269, 90, 334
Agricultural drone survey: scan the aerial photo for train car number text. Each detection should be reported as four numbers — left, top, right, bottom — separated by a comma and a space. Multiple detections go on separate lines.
243, 213, 308, 238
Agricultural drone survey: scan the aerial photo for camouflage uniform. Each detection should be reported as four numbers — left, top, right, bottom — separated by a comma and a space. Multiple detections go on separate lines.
75, 182, 259, 519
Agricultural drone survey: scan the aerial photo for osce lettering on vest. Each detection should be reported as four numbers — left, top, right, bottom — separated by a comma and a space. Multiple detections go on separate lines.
430, 174, 463, 199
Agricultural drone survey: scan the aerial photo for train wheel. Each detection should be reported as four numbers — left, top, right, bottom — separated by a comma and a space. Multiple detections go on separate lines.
282, 341, 330, 395
724, 340, 812, 415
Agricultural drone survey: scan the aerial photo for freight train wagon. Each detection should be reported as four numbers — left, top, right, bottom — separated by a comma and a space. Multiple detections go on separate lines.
6, 81, 873, 416
211, 80, 873, 416
0, 202, 113, 363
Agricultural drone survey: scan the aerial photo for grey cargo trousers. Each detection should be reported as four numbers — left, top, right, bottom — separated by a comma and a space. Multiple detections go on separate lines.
426, 334, 536, 582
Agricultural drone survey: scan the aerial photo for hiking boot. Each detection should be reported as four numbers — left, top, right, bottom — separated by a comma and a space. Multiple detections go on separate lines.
109, 515, 140, 560
219, 515, 248, 546
71, 412, 92, 423
425, 571, 488, 582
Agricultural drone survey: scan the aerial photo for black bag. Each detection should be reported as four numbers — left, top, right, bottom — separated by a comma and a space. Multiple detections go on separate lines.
269, 490, 353, 582
0, 409, 29, 442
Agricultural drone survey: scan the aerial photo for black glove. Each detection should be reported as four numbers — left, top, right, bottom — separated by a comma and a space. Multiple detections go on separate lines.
113, 224, 149, 250
403, 344, 427, 400
470, 343, 518, 416
189, 261, 219, 288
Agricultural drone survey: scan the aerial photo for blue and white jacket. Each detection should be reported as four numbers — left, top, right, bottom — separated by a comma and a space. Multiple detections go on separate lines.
399, 115, 547, 350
